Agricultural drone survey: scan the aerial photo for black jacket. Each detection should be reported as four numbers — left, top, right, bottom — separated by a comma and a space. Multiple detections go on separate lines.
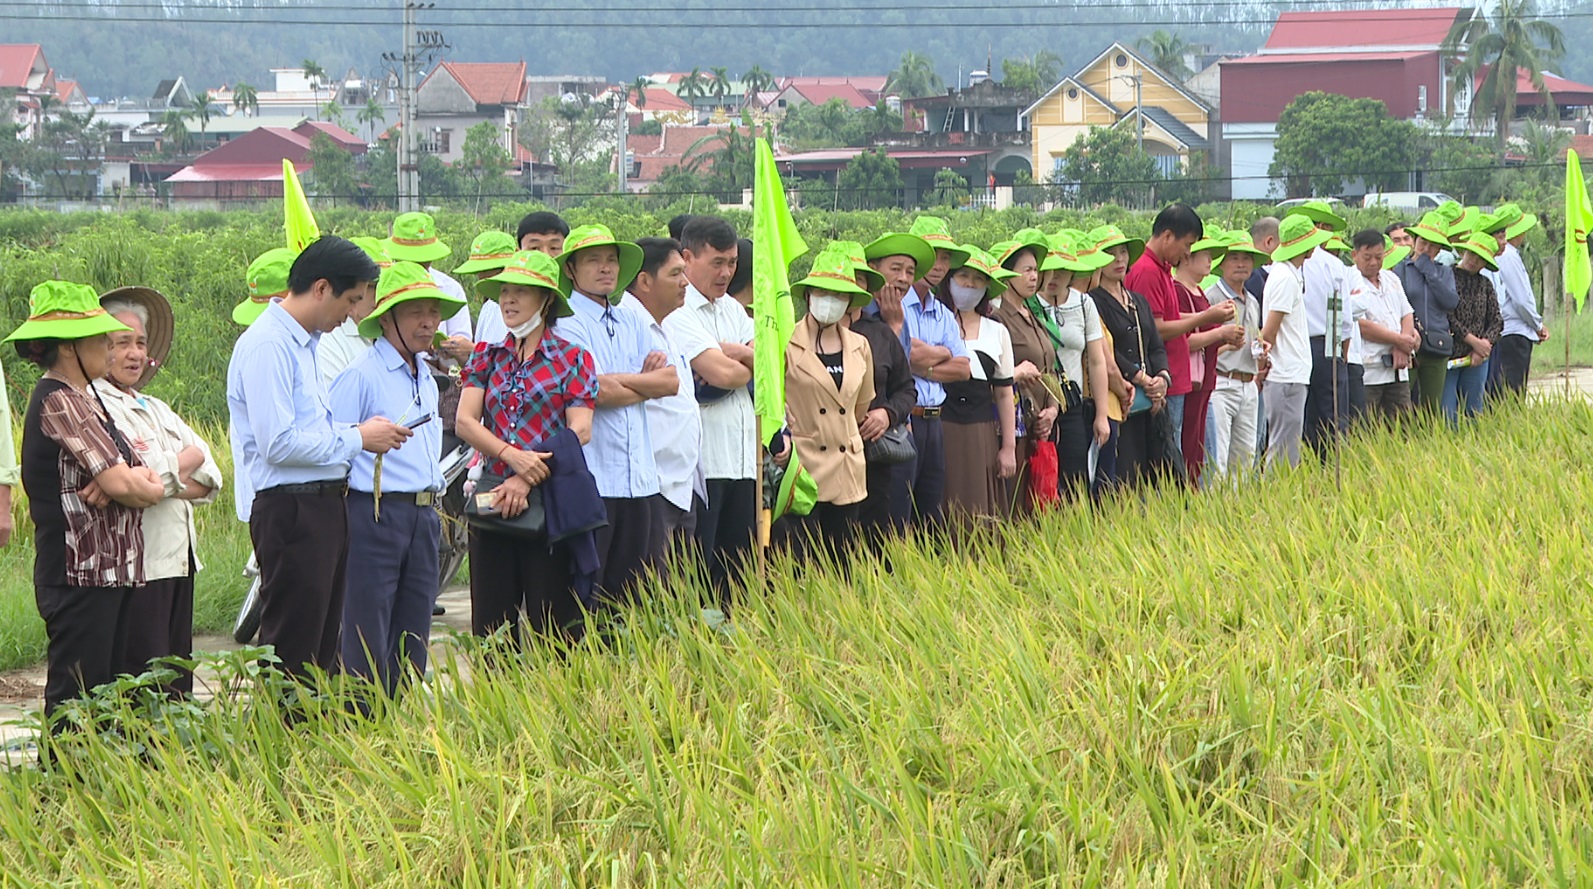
850, 315, 917, 424
538, 426, 607, 604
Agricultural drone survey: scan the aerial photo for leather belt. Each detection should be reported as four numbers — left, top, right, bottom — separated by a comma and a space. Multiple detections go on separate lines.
910, 406, 942, 419
259, 481, 348, 497
1217, 369, 1256, 383
350, 490, 437, 507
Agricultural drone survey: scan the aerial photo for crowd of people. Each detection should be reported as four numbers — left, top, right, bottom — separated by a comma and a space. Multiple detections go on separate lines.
0, 197, 1547, 729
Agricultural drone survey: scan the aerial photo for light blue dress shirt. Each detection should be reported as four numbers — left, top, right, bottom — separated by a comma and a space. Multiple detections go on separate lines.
226, 300, 362, 521
329, 337, 443, 494
556, 290, 661, 499
902, 287, 970, 408
1496, 243, 1543, 340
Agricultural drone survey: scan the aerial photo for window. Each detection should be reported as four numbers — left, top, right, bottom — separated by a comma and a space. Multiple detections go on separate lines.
1067, 87, 1078, 100
1115, 54, 1129, 68
1153, 154, 1179, 176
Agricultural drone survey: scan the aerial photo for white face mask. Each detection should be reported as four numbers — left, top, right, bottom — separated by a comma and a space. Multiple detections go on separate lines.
508, 312, 543, 340
949, 281, 986, 312
809, 293, 851, 326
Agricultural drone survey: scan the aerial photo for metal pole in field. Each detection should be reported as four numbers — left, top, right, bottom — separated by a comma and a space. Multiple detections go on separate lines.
399, 0, 414, 212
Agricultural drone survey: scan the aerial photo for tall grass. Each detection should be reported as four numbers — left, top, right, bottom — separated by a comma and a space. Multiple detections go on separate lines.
1, 399, 1590, 885
0, 421, 250, 670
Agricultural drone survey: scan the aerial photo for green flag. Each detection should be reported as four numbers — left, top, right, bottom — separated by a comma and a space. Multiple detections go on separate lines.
283, 158, 320, 253
751, 137, 807, 445
1565, 150, 1592, 312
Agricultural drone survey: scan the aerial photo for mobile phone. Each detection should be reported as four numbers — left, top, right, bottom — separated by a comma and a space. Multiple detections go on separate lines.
1380, 354, 1395, 368
406, 413, 434, 428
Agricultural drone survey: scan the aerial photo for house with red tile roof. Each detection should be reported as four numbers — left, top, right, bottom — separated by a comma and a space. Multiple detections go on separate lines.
1219, 6, 1472, 199
628, 124, 752, 191
771, 81, 876, 113
416, 61, 528, 164
165, 122, 366, 207
1, 43, 60, 140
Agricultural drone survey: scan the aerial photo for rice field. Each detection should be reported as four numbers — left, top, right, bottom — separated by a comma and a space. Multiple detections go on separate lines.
1, 399, 1592, 887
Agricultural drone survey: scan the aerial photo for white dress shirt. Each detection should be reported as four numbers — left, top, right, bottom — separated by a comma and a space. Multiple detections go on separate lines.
624, 294, 704, 512
664, 282, 756, 481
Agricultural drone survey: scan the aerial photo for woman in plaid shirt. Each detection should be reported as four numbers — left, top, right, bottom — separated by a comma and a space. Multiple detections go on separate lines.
456, 251, 597, 643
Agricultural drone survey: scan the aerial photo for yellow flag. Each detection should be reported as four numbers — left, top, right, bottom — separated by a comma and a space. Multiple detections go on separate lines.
1564, 149, 1592, 312
283, 158, 320, 252
751, 137, 808, 446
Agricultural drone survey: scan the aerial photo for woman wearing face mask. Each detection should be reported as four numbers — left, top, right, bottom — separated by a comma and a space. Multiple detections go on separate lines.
779, 249, 877, 559
1027, 230, 1115, 496
1086, 226, 1170, 490
935, 248, 1018, 521
989, 230, 1061, 515
456, 251, 598, 643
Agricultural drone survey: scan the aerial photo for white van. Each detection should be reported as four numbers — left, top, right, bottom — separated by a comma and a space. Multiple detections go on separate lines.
1363, 192, 1454, 211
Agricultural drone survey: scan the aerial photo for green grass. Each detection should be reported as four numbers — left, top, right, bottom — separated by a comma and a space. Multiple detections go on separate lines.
1534, 302, 1593, 372
2, 400, 1592, 885
0, 422, 252, 670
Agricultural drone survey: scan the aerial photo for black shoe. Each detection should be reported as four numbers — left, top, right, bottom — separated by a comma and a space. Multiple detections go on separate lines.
432, 603, 446, 616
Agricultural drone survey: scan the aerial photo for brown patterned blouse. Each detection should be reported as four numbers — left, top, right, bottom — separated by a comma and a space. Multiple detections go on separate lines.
1450, 268, 1503, 359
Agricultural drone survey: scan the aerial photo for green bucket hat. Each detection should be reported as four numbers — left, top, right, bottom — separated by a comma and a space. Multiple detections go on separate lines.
950, 246, 1013, 301
1322, 230, 1351, 253
357, 260, 468, 339
556, 224, 644, 300
772, 450, 818, 521
1189, 225, 1229, 262
1434, 200, 1464, 226
1481, 204, 1523, 235
350, 236, 392, 269
1406, 212, 1453, 249
993, 228, 1050, 270
792, 249, 874, 307
1272, 215, 1334, 263
908, 216, 971, 267
1383, 244, 1412, 269
454, 230, 520, 276
1505, 212, 1538, 240
1455, 233, 1499, 272
1219, 229, 1270, 260
1085, 225, 1145, 266
1282, 199, 1346, 232
5, 281, 131, 343
1042, 231, 1094, 273
864, 231, 935, 281
384, 212, 451, 264
831, 239, 886, 293
234, 247, 298, 326
476, 250, 574, 319
1061, 229, 1114, 272
1447, 206, 1482, 238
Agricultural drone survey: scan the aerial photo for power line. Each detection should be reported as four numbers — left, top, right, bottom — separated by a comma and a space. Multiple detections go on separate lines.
0, 0, 1518, 10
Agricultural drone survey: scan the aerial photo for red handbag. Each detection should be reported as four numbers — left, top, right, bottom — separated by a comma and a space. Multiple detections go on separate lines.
1028, 440, 1061, 509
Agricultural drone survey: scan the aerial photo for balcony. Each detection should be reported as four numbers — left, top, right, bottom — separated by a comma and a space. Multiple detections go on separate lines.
867, 130, 1030, 151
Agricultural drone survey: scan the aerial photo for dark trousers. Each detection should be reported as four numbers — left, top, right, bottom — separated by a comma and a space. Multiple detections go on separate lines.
1115, 411, 1150, 488
469, 529, 583, 642
858, 462, 895, 534
695, 477, 757, 603
1304, 337, 1350, 454
888, 415, 946, 528
594, 495, 663, 603
650, 495, 699, 564
1093, 417, 1121, 497
1054, 405, 1090, 497
777, 501, 860, 567
1347, 362, 1366, 422
342, 493, 439, 695
1495, 334, 1536, 395
117, 572, 194, 697
36, 584, 133, 725
250, 489, 349, 679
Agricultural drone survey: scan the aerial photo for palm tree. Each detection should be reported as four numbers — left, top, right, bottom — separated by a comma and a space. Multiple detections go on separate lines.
188, 91, 214, 139
709, 66, 733, 106
740, 66, 775, 106
357, 97, 385, 143
302, 59, 328, 120
1137, 30, 1193, 80
1444, 0, 1567, 146
161, 109, 191, 155
678, 67, 708, 101
885, 51, 943, 99
629, 76, 650, 111
231, 81, 259, 117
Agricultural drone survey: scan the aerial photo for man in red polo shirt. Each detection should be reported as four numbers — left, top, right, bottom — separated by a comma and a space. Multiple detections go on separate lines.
1125, 204, 1232, 474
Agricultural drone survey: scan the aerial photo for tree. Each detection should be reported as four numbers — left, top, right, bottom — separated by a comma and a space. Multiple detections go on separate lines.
357, 97, 385, 144
25, 108, 108, 199
1269, 91, 1418, 197
1137, 30, 1193, 80
232, 81, 259, 117
459, 119, 518, 211
628, 77, 650, 111
928, 168, 969, 208
1000, 52, 1063, 94
683, 126, 754, 200
886, 51, 944, 99
321, 100, 350, 129
160, 109, 191, 156
741, 66, 775, 105
709, 67, 733, 105
1444, 0, 1566, 146
519, 95, 608, 171
188, 91, 214, 139
1056, 125, 1162, 207
304, 131, 358, 206
836, 148, 904, 210
678, 68, 708, 101
302, 59, 328, 120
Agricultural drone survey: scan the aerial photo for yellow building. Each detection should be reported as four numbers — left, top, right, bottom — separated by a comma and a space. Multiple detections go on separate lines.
1022, 42, 1212, 181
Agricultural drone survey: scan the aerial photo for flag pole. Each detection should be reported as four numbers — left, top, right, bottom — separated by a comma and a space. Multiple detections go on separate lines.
754, 415, 768, 587
1566, 287, 1573, 399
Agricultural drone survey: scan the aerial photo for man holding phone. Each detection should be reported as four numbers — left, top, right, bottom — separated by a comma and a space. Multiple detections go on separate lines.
331, 261, 467, 695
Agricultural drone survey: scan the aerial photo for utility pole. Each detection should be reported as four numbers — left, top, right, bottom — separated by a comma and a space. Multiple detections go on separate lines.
385, 1, 444, 212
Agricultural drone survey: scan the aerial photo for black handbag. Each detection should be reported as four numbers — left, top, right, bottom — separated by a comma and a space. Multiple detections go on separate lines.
1418, 327, 1454, 357
465, 474, 545, 539
864, 422, 916, 465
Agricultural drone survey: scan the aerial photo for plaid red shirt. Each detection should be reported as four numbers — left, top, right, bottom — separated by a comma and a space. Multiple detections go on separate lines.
463, 329, 596, 477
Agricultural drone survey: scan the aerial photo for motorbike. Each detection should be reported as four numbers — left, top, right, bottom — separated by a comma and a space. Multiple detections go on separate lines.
231, 441, 476, 644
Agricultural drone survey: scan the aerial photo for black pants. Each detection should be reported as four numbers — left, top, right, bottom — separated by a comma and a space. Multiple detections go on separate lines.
117, 572, 194, 697
1054, 404, 1090, 497
594, 495, 663, 604
1304, 337, 1350, 455
342, 494, 439, 695
468, 529, 584, 642
888, 416, 946, 528
695, 477, 757, 604
1347, 362, 1366, 423
250, 489, 349, 679
1495, 334, 1536, 394
36, 584, 133, 726
777, 501, 859, 567
858, 462, 895, 535
1116, 411, 1151, 488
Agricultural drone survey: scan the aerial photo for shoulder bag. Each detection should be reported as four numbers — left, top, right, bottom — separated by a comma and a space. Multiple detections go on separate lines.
465, 473, 546, 539
864, 422, 916, 465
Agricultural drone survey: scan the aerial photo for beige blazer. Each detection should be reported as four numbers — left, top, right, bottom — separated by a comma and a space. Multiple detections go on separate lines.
785, 319, 875, 506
